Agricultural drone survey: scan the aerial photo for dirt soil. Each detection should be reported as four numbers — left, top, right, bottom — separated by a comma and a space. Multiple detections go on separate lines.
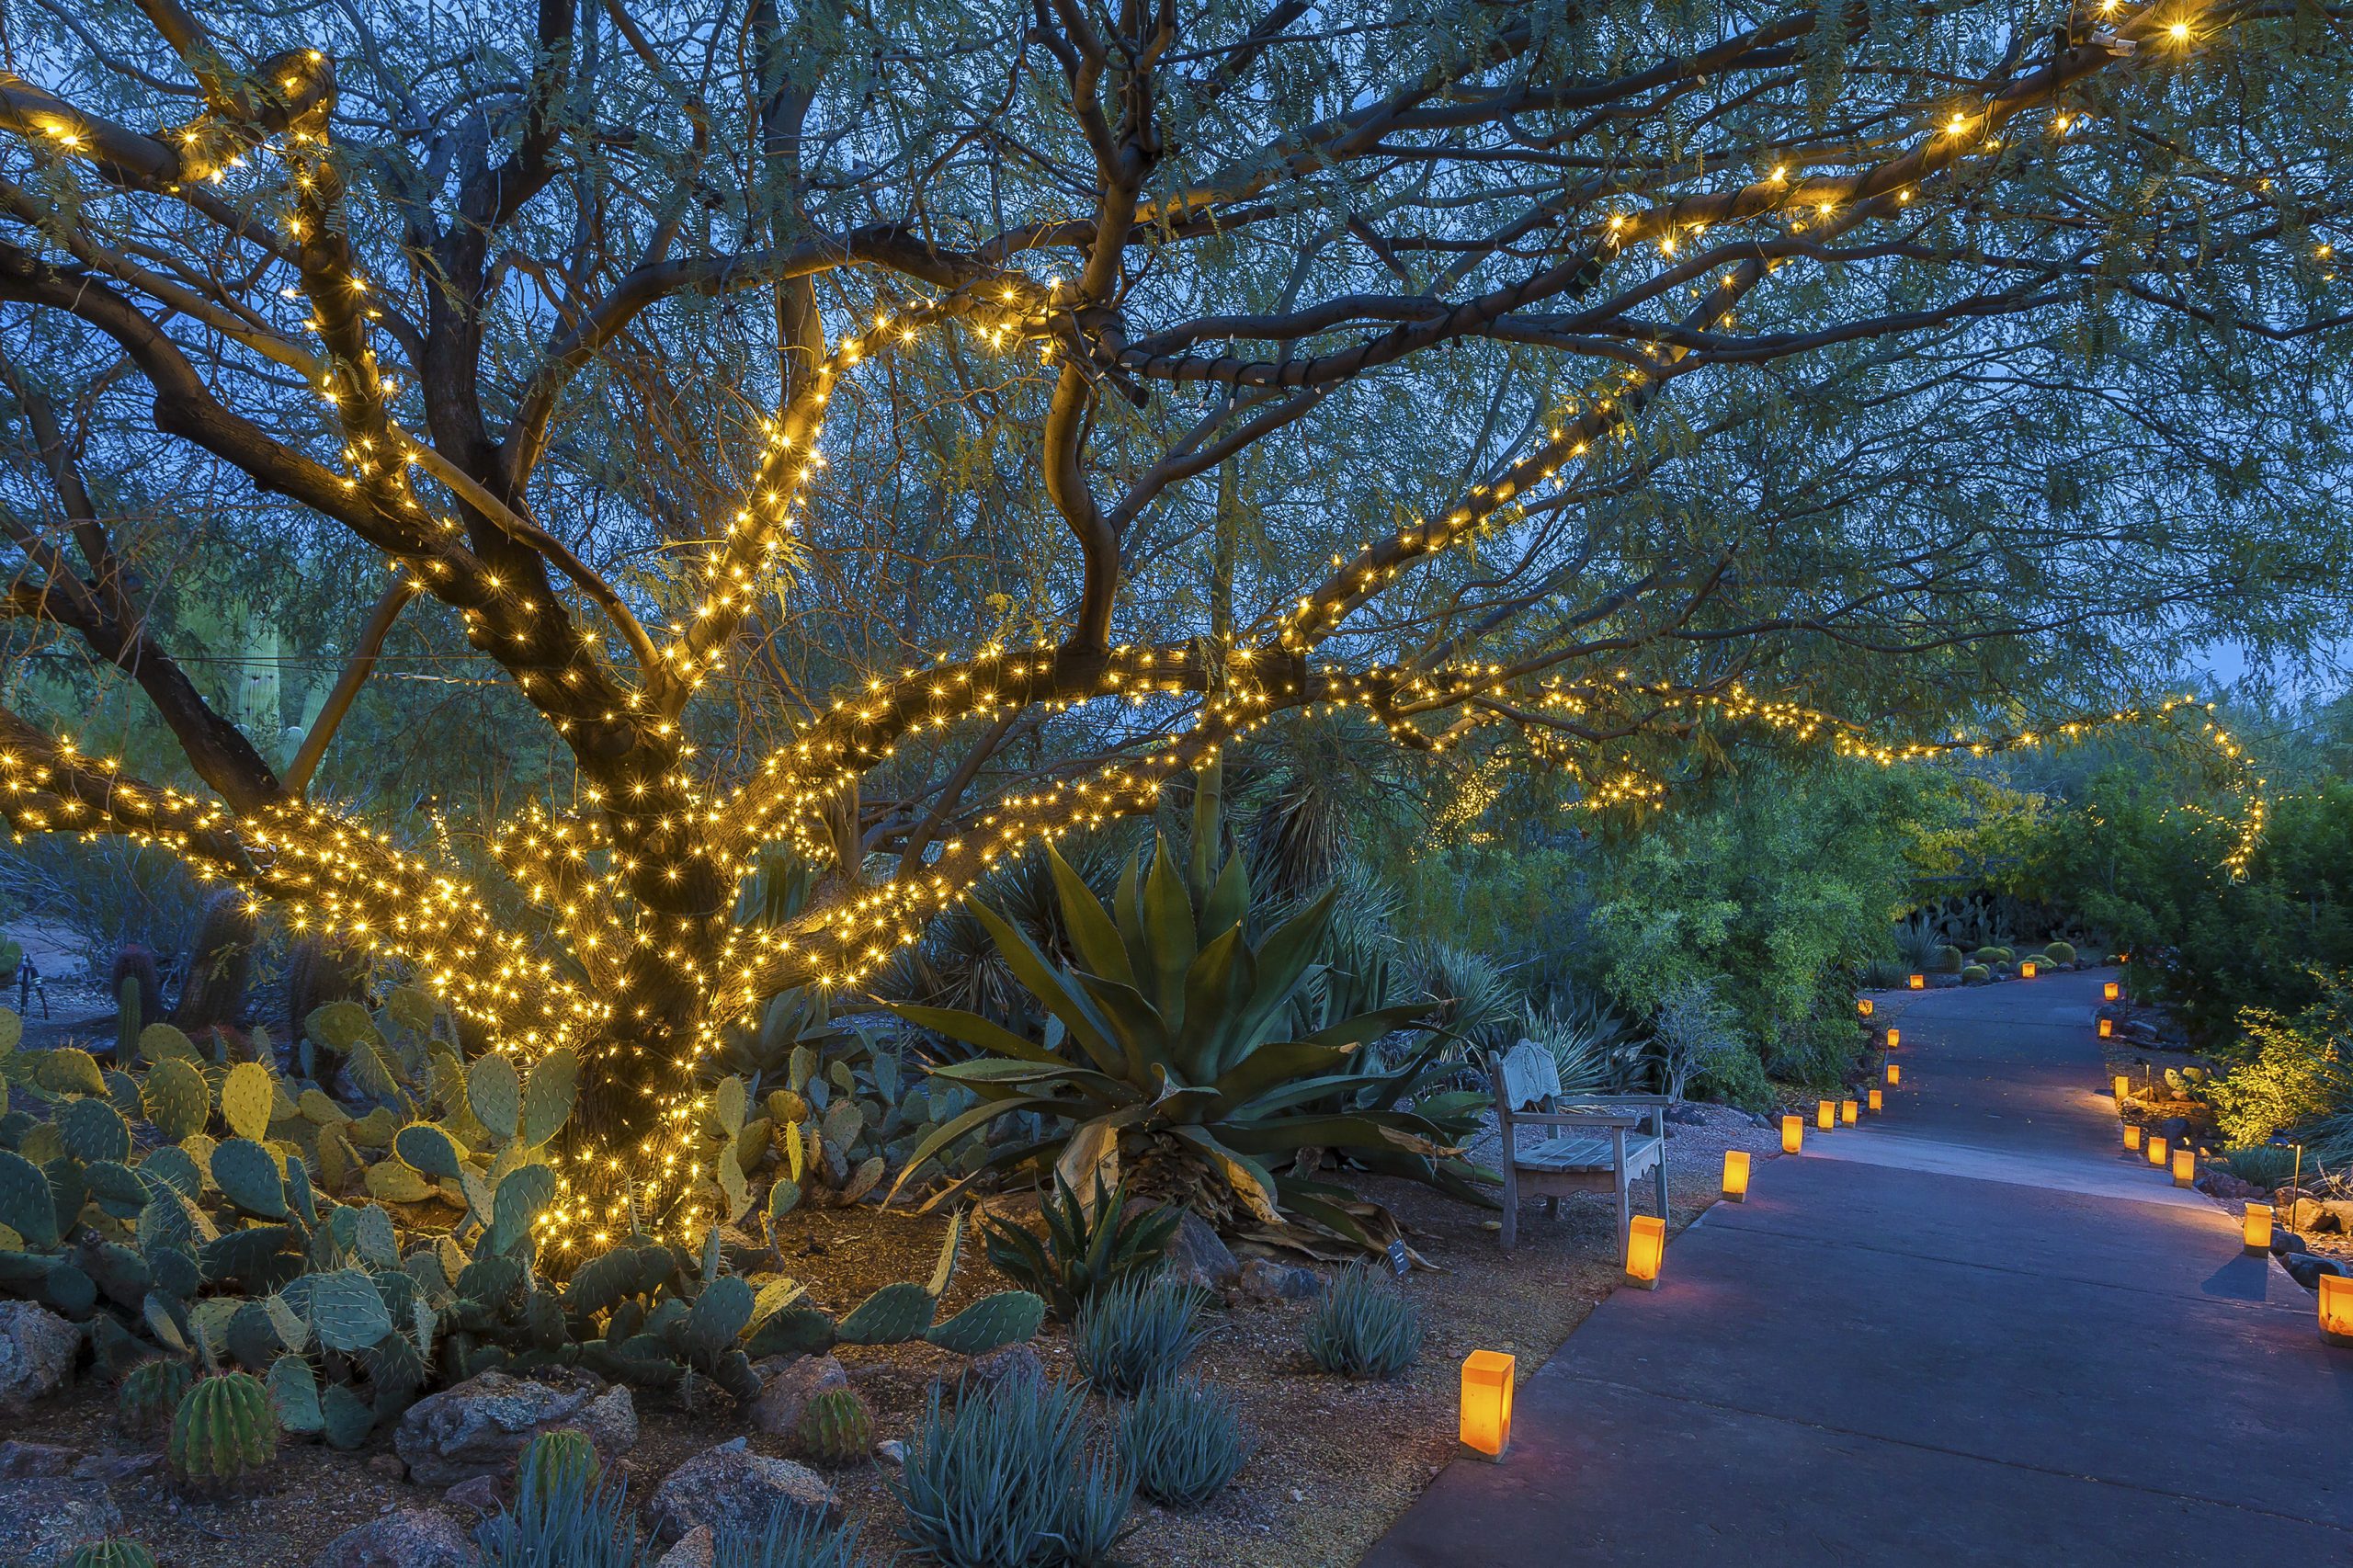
6, 1107, 1782, 1568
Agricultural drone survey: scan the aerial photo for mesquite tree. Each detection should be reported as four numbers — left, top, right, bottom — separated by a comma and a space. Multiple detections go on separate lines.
1, 0, 2346, 1154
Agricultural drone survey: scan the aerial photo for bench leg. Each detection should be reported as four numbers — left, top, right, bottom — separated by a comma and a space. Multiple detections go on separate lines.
1499, 1165, 1519, 1250
1654, 1153, 1669, 1224
1545, 1195, 1560, 1220
1615, 1179, 1631, 1267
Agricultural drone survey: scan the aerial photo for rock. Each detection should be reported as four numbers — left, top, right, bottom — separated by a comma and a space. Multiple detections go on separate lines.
1239, 1258, 1325, 1301
747, 1355, 847, 1437
874, 1439, 905, 1467
2288, 1199, 2330, 1235
311, 1507, 476, 1568
1161, 1210, 1241, 1292
71, 1452, 162, 1484
0, 1478, 122, 1567
0, 1442, 79, 1478
967, 1342, 1043, 1391
2121, 1020, 2161, 1044
441, 1474, 504, 1517
655, 1526, 716, 1568
1663, 1102, 1707, 1128
645, 1440, 837, 1546
2322, 1201, 2353, 1234
393, 1369, 637, 1488
2156, 1116, 2190, 1143
2269, 1230, 2310, 1257
369, 1453, 410, 1478
0, 1304, 79, 1415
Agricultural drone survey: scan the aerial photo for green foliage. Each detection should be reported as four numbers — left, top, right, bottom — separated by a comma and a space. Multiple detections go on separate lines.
167, 1371, 278, 1494
474, 1453, 643, 1568
2206, 974, 2353, 1150
1643, 976, 1768, 1106
1072, 1274, 1207, 1399
796, 1386, 875, 1467
1518, 990, 1638, 1096
890, 836, 1484, 1247
1398, 941, 1523, 1057
2220, 1145, 2301, 1188
710, 1509, 872, 1568
891, 1375, 1132, 1568
1115, 1372, 1254, 1509
1303, 1263, 1422, 1380
980, 1175, 1178, 1322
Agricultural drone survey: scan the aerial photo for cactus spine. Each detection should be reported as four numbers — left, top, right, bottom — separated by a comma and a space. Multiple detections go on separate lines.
167, 1370, 279, 1494
795, 1386, 874, 1466
118, 1358, 195, 1435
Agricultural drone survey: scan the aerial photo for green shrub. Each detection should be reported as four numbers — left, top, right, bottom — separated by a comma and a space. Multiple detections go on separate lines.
2208, 978, 2353, 1148
1961, 964, 1990, 983
1304, 1263, 1423, 1380
892, 1375, 1132, 1568
474, 1453, 642, 1568
1116, 1373, 1254, 1508
980, 1174, 1179, 1321
2220, 1145, 2300, 1188
711, 1508, 871, 1568
1074, 1274, 1208, 1400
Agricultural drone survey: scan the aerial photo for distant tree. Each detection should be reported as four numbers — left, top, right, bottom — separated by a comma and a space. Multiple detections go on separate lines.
2, 0, 2347, 1152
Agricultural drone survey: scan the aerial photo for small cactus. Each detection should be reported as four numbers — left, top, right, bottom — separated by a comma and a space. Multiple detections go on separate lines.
1961, 964, 1990, 983
167, 1370, 279, 1494
64, 1541, 158, 1568
119, 1358, 195, 1435
795, 1386, 874, 1466
517, 1426, 601, 1495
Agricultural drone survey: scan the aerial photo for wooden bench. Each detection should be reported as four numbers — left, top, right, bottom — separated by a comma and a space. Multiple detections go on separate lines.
1484, 1040, 1672, 1258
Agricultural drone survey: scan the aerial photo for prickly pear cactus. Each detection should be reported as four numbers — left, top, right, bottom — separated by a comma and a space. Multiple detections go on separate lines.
118, 1358, 196, 1434
794, 1386, 873, 1466
167, 1370, 279, 1494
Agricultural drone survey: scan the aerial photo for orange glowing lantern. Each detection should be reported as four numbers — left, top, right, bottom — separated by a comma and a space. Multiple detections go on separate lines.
2147, 1135, 2167, 1167
1857, 997, 1874, 1017
2098, 1017, 2113, 1039
1841, 1098, 1859, 1126
1868, 1088, 1883, 1113
1907, 973, 1926, 990
2019, 960, 2039, 978
1782, 1115, 1803, 1153
2320, 1276, 2353, 1346
2244, 1203, 2273, 1253
2123, 1124, 2143, 1153
1461, 1350, 1516, 1455
1626, 1214, 1666, 1288
1886, 1028, 1901, 1049
2104, 981, 2120, 1002
2111, 1074, 2129, 1100
1885, 1062, 1901, 1087
1816, 1099, 1836, 1131
2171, 1147, 2195, 1187
1722, 1150, 1751, 1201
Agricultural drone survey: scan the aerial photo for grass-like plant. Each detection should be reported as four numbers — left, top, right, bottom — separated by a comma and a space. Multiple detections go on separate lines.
892, 1374, 1133, 1568
1304, 1263, 1424, 1380
1116, 1372, 1255, 1508
711, 1506, 871, 1568
886, 836, 1489, 1250
473, 1460, 643, 1568
1073, 1273, 1208, 1398
980, 1172, 1179, 1320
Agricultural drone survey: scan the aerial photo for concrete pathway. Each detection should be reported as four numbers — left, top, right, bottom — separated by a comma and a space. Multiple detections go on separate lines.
1360, 969, 2353, 1566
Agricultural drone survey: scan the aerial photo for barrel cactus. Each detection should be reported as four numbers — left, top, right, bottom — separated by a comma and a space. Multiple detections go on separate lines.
167, 1371, 279, 1494
796, 1386, 874, 1466
1961, 964, 1990, 983
2043, 941, 2076, 965
118, 1358, 195, 1435
517, 1426, 601, 1495
64, 1541, 158, 1568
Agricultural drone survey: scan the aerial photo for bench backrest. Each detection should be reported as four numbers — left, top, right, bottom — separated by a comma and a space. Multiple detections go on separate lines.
1493, 1039, 1562, 1113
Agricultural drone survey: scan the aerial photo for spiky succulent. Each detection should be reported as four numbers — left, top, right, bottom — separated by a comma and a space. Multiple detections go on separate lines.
796, 1386, 875, 1466
1303, 1263, 1424, 1381
167, 1370, 279, 1494
982, 1174, 1178, 1321
118, 1358, 195, 1434
518, 1426, 602, 1495
64, 1541, 159, 1568
887, 836, 1490, 1248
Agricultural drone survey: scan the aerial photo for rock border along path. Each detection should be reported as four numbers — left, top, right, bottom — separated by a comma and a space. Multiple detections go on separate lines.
1359, 968, 2353, 1567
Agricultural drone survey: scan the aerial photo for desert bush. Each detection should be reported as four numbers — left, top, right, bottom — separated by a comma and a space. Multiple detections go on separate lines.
1116, 1373, 1254, 1508
892, 1375, 1132, 1568
1073, 1275, 1208, 1399
1303, 1263, 1423, 1380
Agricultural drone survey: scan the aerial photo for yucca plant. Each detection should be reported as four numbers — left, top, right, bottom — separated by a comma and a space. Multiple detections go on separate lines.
886, 836, 1491, 1248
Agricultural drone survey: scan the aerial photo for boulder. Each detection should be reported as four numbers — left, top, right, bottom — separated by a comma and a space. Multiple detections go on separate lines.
312, 1507, 477, 1568
2287, 1198, 2330, 1236
0, 1478, 122, 1567
655, 1527, 717, 1568
1161, 1210, 1241, 1292
393, 1369, 636, 1487
747, 1354, 847, 1437
0, 1304, 79, 1415
70, 1452, 161, 1484
967, 1342, 1044, 1390
645, 1439, 837, 1546
441, 1474, 504, 1517
0, 1442, 78, 1479
1239, 1257, 1325, 1301
2322, 1200, 2353, 1235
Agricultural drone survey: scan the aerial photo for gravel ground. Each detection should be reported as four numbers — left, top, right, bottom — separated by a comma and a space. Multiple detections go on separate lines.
6, 1106, 1785, 1567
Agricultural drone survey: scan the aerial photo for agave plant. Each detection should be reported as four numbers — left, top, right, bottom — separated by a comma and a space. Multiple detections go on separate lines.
884, 836, 1491, 1250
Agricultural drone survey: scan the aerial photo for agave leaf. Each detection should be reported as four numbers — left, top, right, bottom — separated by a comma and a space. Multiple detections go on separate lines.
1140, 835, 1198, 1020
1206, 1041, 1358, 1114
1302, 1001, 1435, 1051
880, 1003, 1062, 1065
1053, 1116, 1120, 1205
1064, 971, 1169, 1085
1113, 848, 1148, 972
1175, 926, 1245, 1083
1165, 1124, 1282, 1224
925, 1058, 1128, 1103
1200, 852, 1250, 941
1046, 843, 1134, 988
1222, 882, 1340, 1071
967, 901, 1126, 1078
881, 1092, 1057, 1208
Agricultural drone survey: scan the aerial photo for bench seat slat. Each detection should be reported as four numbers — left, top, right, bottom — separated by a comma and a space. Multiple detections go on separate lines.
1511, 1133, 1663, 1174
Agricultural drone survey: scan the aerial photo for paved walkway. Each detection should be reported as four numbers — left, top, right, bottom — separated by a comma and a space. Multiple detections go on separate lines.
1361, 969, 2353, 1566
